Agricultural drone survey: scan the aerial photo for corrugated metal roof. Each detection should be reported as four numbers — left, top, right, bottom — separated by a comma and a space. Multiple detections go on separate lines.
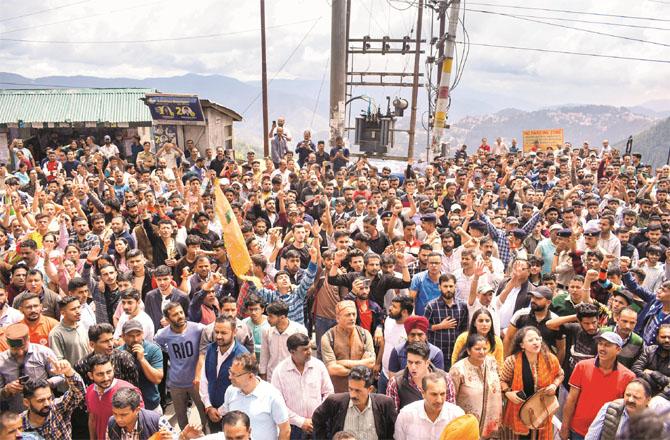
0, 88, 156, 124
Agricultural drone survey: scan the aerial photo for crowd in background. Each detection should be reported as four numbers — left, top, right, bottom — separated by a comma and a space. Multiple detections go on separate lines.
0, 121, 668, 439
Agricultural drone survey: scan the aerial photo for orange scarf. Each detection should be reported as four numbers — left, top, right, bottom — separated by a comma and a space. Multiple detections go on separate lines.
503, 352, 559, 439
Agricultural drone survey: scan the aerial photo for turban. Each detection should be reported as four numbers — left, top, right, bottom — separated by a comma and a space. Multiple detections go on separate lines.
439, 414, 480, 440
404, 316, 429, 334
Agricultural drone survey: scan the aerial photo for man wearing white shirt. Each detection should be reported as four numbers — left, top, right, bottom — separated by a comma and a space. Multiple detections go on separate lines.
271, 333, 333, 439
113, 289, 154, 343
467, 263, 504, 336
99, 135, 120, 159
598, 215, 621, 258
259, 302, 307, 382
394, 373, 465, 440
0, 286, 23, 328
200, 316, 249, 434
269, 116, 293, 142
379, 295, 412, 394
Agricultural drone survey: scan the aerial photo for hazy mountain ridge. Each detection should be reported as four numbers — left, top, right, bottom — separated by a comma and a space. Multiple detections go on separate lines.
0, 72, 667, 164
447, 105, 659, 156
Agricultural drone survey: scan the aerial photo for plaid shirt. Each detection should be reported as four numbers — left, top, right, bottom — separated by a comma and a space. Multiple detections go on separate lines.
250, 261, 317, 326
21, 373, 85, 440
424, 296, 469, 370
483, 210, 542, 267
386, 372, 418, 411
75, 348, 139, 387
68, 232, 101, 256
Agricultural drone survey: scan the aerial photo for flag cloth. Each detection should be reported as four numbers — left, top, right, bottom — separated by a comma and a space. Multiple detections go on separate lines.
213, 181, 254, 281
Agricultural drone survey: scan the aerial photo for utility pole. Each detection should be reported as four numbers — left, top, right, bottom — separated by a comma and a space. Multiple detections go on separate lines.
436, 1, 447, 85
330, 0, 347, 143
430, 0, 461, 159
260, 0, 270, 157
406, 0, 424, 161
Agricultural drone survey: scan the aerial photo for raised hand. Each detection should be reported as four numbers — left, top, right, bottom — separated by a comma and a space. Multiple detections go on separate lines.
311, 221, 322, 237
473, 260, 486, 277
87, 245, 101, 264
49, 357, 74, 377
334, 249, 347, 264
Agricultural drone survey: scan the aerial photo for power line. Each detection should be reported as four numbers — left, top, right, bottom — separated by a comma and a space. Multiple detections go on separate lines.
311, 57, 330, 128
470, 8, 670, 47
0, 17, 321, 44
466, 2, 670, 22
460, 41, 670, 63
386, 0, 418, 11
241, 17, 322, 115
0, 0, 92, 24
464, 9, 670, 31
0, 1, 165, 35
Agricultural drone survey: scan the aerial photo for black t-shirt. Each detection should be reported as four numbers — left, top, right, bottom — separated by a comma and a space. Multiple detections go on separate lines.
368, 231, 391, 255
189, 228, 220, 251
511, 309, 564, 352
561, 323, 598, 388
281, 243, 311, 269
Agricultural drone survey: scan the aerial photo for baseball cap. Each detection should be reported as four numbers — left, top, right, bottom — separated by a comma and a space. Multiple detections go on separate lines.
548, 224, 563, 233
557, 228, 573, 238
506, 216, 520, 225
530, 286, 553, 300
450, 204, 462, 212
122, 319, 144, 335
477, 284, 494, 294
595, 331, 623, 347
421, 213, 437, 222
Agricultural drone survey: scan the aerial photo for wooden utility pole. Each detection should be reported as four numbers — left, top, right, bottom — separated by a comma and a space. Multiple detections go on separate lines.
407, 0, 424, 161
260, 0, 270, 156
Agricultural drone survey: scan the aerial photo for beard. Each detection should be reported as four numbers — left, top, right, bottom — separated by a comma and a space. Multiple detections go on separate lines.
389, 310, 402, 320
530, 302, 546, 312
32, 403, 51, 417
442, 291, 455, 300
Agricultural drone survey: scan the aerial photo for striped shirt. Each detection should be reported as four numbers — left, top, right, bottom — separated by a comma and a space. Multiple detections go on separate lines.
270, 356, 334, 427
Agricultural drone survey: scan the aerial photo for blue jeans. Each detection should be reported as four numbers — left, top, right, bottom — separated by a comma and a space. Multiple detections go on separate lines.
314, 315, 337, 360
377, 370, 389, 395
570, 431, 585, 440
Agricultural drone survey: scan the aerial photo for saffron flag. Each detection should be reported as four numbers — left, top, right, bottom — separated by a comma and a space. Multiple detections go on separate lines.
213, 181, 253, 280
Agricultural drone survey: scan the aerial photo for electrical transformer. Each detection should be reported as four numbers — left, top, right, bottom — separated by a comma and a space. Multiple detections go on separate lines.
354, 116, 392, 155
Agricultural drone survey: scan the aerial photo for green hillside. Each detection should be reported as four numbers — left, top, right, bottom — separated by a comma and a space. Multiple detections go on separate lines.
616, 117, 670, 168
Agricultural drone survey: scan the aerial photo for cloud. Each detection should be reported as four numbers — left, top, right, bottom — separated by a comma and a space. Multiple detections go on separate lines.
0, 0, 668, 109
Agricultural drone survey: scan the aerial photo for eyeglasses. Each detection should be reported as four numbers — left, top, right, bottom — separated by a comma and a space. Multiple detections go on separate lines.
229, 370, 250, 379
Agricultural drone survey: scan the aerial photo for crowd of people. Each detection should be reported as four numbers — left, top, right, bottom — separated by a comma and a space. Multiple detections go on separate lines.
0, 123, 668, 440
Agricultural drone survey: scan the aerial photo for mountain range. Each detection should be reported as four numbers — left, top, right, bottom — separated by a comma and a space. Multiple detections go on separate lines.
1, 72, 668, 166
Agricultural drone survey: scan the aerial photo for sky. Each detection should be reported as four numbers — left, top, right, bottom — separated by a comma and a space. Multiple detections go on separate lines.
0, 0, 669, 110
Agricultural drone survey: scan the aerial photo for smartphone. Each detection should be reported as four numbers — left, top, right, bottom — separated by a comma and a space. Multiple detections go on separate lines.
18, 375, 29, 384
516, 390, 527, 400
